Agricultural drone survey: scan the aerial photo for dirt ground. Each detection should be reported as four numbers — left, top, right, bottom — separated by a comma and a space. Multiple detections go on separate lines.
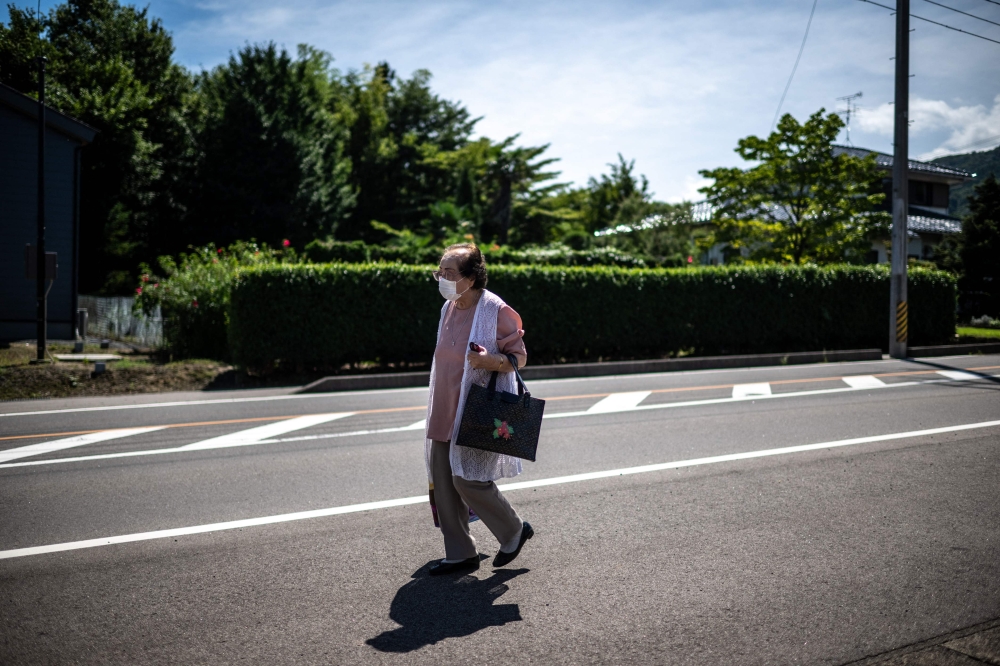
0, 342, 236, 401
0, 341, 429, 401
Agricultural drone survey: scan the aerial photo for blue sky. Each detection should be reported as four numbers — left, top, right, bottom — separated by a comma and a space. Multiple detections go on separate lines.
13, 0, 1000, 201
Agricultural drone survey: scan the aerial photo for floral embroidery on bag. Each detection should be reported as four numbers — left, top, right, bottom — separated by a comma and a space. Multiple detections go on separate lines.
493, 418, 514, 440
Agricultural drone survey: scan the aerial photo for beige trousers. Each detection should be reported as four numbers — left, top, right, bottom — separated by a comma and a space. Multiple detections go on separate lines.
430, 440, 523, 560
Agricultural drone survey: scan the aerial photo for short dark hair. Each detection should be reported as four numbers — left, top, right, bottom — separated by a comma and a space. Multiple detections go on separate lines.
443, 243, 488, 290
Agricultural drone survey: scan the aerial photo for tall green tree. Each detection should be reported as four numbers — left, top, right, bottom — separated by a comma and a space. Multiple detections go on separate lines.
335, 63, 477, 241
422, 135, 569, 246
1, 0, 193, 293
186, 43, 353, 248
583, 154, 651, 233
698, 110, 889, 264
959, 173, 1000, 316
581, 155, 699, 263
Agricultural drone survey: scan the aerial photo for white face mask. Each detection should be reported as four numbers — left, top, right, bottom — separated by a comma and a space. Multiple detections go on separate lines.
438, 277, 469, 301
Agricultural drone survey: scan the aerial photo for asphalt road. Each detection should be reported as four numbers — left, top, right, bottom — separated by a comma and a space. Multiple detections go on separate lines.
1, 355, 999, 665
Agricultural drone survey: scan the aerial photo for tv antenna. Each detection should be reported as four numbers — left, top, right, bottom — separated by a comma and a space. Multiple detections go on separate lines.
837, 92, 863, 145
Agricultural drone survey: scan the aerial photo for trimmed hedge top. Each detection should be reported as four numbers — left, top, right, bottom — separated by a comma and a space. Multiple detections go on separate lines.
228, 263, 956, 368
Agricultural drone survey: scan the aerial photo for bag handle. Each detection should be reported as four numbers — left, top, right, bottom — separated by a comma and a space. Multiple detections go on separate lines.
485, 353, 531, 406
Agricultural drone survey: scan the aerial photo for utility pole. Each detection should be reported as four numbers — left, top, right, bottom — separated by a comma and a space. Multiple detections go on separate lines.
36, 56, 48, 363
889, 0, 909, 358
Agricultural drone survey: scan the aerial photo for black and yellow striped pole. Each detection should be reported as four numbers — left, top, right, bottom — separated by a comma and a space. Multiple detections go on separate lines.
895, 300, 908, 345
889, 0, 909, 359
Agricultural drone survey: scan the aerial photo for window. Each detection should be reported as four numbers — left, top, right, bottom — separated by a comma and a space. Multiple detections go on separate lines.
909, 180, 934, 207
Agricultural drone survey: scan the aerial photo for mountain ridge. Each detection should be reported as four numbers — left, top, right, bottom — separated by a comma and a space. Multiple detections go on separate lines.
930, 144, 1000, 218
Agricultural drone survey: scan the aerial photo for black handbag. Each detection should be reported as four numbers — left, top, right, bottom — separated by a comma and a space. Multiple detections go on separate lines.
454, 353, 545, 462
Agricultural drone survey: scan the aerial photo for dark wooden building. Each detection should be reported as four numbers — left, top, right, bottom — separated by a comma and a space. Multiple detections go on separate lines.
1, 83, 96, 341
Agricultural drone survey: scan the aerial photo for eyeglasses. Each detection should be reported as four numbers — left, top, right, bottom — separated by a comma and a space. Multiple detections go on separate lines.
432, 269, 462, 281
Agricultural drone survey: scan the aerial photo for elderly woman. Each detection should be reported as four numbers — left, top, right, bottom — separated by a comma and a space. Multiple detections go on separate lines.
424, 243, 534, 575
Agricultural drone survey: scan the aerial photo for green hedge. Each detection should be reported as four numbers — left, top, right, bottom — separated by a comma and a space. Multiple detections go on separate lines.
228, 264, 956, 368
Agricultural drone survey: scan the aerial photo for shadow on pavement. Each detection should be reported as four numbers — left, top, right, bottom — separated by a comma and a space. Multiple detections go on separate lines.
366, 559, 529, 653
905, 357, 1000, 384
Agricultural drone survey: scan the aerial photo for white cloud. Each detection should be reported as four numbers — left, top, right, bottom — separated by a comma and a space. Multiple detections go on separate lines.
139, 0, 999, 198
668, 176, 713, 204
856, 96, 1000, 159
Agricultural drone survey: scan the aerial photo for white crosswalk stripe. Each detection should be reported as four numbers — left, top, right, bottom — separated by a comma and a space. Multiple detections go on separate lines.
178, 413, 354, 451
937, 370, 981, 381
842, 375, 886, 389
732, 383, 772, 399
0, 427, 167, 464
586, 391, 651, 414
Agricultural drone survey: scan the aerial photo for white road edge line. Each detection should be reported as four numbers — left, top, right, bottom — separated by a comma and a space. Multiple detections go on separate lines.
3, 375, 998, 469
0, 388, 429, 419
2, 419, 998, 560
1, 364, 995, 420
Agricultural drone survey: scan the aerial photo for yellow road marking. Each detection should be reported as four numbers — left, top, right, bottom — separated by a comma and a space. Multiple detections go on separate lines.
3, 365, 997, 443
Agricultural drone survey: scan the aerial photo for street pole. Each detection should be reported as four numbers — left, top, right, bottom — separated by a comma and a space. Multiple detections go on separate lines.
889, 0, 909, 358
36, 56, 48, 362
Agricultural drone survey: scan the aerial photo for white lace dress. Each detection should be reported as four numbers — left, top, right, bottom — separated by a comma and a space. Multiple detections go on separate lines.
424, 289, 523, 482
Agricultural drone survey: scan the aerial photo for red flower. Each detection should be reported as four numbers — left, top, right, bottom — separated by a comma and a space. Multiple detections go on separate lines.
492, 418, 514, 440
135, 287, 142, 295
217, 248, 223, 254
153, 283, 159, 288
192, 299, 199, 308
141, 274, 149, 282
282, 239, 291, 248
687, 255, 693, 264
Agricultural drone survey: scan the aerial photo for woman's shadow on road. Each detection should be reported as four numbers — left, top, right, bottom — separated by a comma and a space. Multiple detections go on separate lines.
367, 558, 529, 653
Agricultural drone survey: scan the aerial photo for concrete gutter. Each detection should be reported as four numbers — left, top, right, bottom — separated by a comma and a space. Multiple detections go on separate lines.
297, 348, 882, 393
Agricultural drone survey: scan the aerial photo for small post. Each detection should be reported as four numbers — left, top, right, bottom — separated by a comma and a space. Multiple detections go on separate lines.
36, 56, 48, 362
889, 0, 909, 358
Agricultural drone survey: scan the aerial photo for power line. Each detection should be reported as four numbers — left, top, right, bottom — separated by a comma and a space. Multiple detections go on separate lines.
955, 133, 1000, 151
772, 0, 820, 133
922, 0, 1000, 28
857, 0, 1000, 45
981, 0, 1000, 7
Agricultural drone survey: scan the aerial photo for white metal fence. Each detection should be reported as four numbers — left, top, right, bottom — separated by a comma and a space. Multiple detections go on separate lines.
78, 295, 163, 348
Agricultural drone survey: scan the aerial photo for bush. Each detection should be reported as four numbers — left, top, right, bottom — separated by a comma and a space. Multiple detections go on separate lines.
484, 244, 649, 268
228, 263, 956, 368
136, 242, 297, 359
303, 239, 649, 268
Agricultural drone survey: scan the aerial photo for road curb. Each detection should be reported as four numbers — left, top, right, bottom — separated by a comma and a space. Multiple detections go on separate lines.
296, 348, 883, 393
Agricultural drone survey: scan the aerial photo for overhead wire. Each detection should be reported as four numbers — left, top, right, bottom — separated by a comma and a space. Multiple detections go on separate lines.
856, 0, 1000, 45
921, 0, 1000, 28
771, 0, 820, 133
951, 133, 1000, 151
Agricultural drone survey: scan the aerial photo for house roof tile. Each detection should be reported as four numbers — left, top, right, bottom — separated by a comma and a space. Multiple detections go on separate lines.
832, 145, 973, 180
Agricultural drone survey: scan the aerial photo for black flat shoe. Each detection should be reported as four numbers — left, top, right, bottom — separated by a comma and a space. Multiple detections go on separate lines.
428, 556, 480, 576
493, 521, 533, 567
